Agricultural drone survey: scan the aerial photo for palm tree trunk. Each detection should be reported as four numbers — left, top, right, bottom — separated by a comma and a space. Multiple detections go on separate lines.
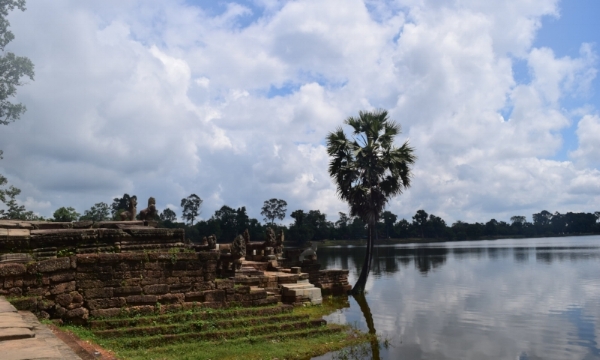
352, 221, 374, 294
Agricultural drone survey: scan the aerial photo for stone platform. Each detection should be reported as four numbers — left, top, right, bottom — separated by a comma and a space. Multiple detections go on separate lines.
0, 296, 81, 360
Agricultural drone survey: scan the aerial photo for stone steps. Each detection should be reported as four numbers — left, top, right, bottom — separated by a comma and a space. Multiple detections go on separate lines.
89, 304, 293, 330
0, 297, 81, 359
280, 279, 323, 305
89, 303, 329, 350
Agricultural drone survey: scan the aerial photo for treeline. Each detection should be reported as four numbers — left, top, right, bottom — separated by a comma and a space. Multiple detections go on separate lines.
24, 193, 600, 245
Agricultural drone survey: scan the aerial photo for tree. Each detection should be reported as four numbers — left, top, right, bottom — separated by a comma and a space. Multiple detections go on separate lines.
261, 198, 287, 225
52, 206, 80, 222
111, 194, 136, 219
80, 202, 111, 221
181, 194, 202, 226
0, 174, 37, 219
335, 212, 351, 240
326, 109, 415, 294
533, 210, 552, 227
0, 1, 35, 217
381, 211, 397, 238
212, 205, 238, 241
288, 209, 313, 244
412, 209, 428, 238
0, 0, 34, 154
159, 208, 177, 222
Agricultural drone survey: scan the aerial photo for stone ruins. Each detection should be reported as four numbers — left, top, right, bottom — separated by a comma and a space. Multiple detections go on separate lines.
0, 211, 351, 324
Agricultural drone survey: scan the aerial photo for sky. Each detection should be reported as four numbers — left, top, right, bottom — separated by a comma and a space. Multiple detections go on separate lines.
0, 0, 599, 225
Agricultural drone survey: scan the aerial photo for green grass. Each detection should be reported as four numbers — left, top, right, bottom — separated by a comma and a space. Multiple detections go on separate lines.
59, 297, 371, 360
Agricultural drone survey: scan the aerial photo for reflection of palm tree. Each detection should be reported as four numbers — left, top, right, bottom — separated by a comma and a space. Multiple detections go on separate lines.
327, 109, 415, 294
353, 293, 381, 360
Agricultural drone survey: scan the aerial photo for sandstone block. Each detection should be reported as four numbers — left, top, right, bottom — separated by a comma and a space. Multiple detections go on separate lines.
76, 280, 105, 289
0, 263, 26, 277
70, 291, 83, 303
65, 307, 89, 321
184, 291, 204, 301
159, 293, 184, 304
29, 257, 71, 273
203, 290, 225, 302
49, 272, 75, 283
55, 293, 72, 307
144, 284, 169, 294
50, 281, 76, 295
90, 308, 123, 318
215, 279, 234, 289
86, 297, 126, 310
126, 295, 157, 305
170, 284, 192, 293
84, 287, 114, 299
113, 286, 142, 296
25, 287, 47, 296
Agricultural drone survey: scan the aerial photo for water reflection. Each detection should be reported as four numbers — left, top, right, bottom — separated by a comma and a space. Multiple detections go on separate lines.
317, 236, 600, 360
354, 293, 380, 360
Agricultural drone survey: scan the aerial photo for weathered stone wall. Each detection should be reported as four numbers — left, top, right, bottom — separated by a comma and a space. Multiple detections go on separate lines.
0, 251, 277, 323
314, 270, 352, 295
0, 220, 186, 259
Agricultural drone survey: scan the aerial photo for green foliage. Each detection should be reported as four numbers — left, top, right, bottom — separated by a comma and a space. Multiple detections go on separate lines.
52, 206, 80, 222
79, 202, 111, 221
180, 193, 202, 225
0, 0, 34, 128
0, 175, 39, 219
57, 248, 75, 257
111, 194, 136, 219
327, 109, 415, 293
159, 208, 177, 222
260, 198, 287, 225
60, 299, 368, 360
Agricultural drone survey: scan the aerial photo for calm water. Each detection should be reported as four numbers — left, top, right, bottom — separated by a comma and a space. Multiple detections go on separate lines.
314, 236, 600, 360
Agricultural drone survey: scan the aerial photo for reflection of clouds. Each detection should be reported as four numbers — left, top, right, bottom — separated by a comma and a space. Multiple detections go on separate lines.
319, 236, 600, 359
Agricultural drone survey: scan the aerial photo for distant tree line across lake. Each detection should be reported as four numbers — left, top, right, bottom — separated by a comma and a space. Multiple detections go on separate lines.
18, 194, 597, 246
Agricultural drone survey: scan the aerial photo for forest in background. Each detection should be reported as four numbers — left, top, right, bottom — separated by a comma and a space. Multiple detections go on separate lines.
5, 193, 598, 246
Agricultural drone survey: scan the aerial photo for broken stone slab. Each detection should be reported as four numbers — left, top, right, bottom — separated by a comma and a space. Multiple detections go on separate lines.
28, 221, 73, 230
94, 221, 145, 229
0, 297, 18, 313
0, 328, 35, 341
0, 312, 34, 328
0, 221, 34, 230
0, 253, 33, 264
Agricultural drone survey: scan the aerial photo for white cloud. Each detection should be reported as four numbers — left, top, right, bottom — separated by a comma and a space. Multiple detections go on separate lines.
0, 0, 598, 224
571, 115, 600, 168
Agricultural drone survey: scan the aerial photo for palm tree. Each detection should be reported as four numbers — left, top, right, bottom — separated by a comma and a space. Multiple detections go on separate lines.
326, 109, 415, 294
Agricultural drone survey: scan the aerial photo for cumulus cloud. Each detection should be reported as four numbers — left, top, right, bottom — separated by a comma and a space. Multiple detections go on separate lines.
0, 0, 597, 223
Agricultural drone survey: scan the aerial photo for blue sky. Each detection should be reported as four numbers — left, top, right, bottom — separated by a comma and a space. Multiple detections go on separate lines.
0, 0, 599, 224
533, 0, 600, 160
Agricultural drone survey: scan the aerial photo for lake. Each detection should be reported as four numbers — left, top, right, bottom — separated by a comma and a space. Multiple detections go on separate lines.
314, 236, 600, 360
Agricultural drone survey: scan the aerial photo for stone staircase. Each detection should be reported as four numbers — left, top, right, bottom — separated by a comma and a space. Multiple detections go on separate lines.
235, 261, 323, 306
280, 279, 323, 305
88, 304, 334, 349
0, 296, 81, 360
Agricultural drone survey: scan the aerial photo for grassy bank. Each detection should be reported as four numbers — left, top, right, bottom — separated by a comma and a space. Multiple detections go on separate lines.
58, 298, 372, 360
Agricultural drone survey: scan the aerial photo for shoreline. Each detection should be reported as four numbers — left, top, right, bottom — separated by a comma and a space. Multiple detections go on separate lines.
315, 233, 600, 247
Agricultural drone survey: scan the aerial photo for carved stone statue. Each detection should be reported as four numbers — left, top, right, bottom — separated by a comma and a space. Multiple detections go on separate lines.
231, 234, 246, 259
265, 227, 276, 247
207, 234, 217, 250
299, 241, 317, 262
243, 229, 250, 247
139, 197, 157, 220
275, 230, 284, 256
119, 196, 137, 221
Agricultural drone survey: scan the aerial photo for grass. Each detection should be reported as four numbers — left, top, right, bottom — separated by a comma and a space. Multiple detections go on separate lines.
59, 297, 372, 360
